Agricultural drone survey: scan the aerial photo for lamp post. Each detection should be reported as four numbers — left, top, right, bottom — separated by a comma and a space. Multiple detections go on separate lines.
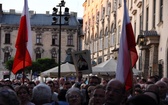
52, 0, 69, 79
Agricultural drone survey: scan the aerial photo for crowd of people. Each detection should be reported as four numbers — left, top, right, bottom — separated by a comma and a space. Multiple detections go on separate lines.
0, 75, 168, 105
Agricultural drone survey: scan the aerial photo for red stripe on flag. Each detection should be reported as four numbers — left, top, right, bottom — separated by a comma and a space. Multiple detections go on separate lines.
126, 23, 138, 67
116, 0, 138, 91
12, 0, 32, 74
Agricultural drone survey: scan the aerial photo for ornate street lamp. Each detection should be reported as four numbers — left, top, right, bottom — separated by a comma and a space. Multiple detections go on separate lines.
52, 0, 69, 79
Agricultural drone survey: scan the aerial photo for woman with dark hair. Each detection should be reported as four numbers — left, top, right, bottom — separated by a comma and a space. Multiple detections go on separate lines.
16, 85, 35, 105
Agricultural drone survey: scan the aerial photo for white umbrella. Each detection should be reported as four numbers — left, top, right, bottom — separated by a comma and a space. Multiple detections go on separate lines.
92, 58, 117, 75
92, 58, 141, 75
41, 62, 76, 77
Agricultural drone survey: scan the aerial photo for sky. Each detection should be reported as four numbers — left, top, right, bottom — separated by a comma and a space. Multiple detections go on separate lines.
0, 0, 85, 18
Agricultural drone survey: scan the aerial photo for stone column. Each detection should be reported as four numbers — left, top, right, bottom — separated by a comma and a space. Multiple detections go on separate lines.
149, 44, 158, 76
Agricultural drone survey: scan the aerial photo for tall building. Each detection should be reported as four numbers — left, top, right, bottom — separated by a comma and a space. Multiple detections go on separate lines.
0, 4, 83, 78
83, 0, 168, 78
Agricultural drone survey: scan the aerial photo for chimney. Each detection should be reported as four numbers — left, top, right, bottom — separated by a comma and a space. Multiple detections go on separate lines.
10, 9, 15, 14
46, 11, 50, 15
0, 4, 2, 16
29, 10, 34, 18
70, 12, 77, 17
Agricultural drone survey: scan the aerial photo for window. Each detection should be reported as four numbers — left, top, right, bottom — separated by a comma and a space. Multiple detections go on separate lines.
117, 25, 121, 44
5, 33, 10, 44
111, 33, 115, 46
159, 0, 163, 22
111, 23, 115, 46
98, 57, 102, 64
153, 0, 156, 28
146, 7, 149, 31
104, 36, 108, 49
67, 35, 73, 46
139, 15, 142, 34
101, 5, 105, 19
134, 22, 136, 38
52, 35, 58, 45
36, 34, 42, 44
118, 0, 122, 7
99, 38, 102, 50
4, 52, 10, 62
35, 47, 43, 60
36, 53, 41, 60
52, 52, 57, 59
51, 48, 57, 60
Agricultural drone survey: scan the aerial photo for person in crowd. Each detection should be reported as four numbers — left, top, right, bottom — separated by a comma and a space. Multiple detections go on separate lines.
147, 75, 159, 84
16, 85, 35, 105
88, 76, 101, 86
161, 77, 168, 101
27, 81, 36, 100
66, 87, 83, 105
132, 84, 143, 96
35, 80, 40, 85
101, 79, 108, 89
145, 84, 159, 95
53, 79, 60, 93
144, 91, 160, 105
58, 81, 72, 102
0, 88, 20, 105
89, 85, 105, 105
32, 83, 52, 105
104, 79, 125, 105
155, 80, 168, 104
126, 93, 158, 105
59, 77, 65, 90
46, 80, 58, 102
87, 86, 95, 98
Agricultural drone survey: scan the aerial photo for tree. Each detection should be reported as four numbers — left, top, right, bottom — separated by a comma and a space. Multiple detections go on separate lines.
5, 58, 14, 72
5, 58, 58, 74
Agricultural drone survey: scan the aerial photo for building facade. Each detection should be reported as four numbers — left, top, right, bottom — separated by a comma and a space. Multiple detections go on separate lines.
0, 4, 83, 78
83, 0, 168, 78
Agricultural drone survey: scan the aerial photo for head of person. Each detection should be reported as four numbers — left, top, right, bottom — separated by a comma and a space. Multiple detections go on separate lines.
66, 87, 83, 105
134, 84, 143, 96
91, 85, 105, 105
63, 81, 72, 90
105, 79, 125, 105
46, 80, 55, 92
87, 86, 95, 98
147, 76, 158, 83
59, 77, 65, 86
27, 81, 36, 97
155, 80, 168, 99
53, 79, 59, 93
161, 77, 168, 86
145, 84, 159, 95
32, 83, 52, 105
0, 88, 20, 105
16, 85, 30, 103
88, 76, 101, 86
126, 94, 158, 105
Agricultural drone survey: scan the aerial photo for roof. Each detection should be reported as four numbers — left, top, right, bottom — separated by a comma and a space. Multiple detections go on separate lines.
0, 12, 79, 27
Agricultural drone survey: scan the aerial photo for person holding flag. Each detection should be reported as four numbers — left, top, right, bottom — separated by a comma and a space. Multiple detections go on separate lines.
12, 0, 33, 80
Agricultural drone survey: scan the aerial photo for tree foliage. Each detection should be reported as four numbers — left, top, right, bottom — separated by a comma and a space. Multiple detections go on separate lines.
5, 58, 58, 74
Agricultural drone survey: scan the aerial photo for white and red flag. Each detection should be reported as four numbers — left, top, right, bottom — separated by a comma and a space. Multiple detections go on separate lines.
12, 0, 32, 74
116, 0, 138, 90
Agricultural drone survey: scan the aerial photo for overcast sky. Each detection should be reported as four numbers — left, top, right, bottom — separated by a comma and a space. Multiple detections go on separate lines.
0, 0, 85, 18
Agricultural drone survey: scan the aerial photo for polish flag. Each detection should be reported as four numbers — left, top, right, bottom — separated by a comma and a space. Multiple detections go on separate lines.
116, 0, 138, 90
12, 0, 32, 74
